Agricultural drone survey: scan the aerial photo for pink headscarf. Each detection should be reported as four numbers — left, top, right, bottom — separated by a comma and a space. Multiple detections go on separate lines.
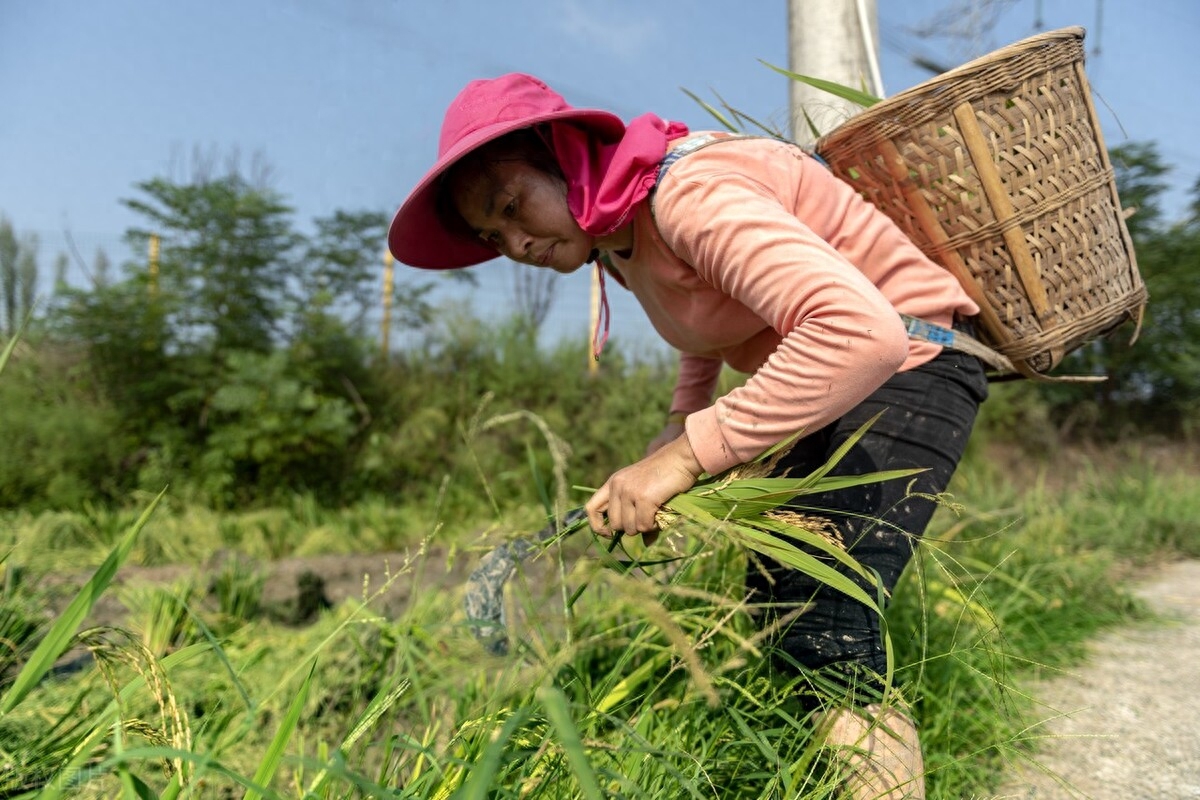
546, 113, 690, 237
544, 113, 689, 360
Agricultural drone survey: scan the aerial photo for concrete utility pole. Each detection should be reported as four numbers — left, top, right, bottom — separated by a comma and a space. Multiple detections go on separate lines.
787, 0, 883, 144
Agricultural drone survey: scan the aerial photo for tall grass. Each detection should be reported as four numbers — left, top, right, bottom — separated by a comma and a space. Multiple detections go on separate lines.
3, 448, 1193, 797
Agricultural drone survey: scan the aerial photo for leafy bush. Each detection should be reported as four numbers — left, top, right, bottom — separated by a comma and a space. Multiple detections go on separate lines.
193, 350, 358, 506
359, 312, 680, 522
0, 338, 125, 509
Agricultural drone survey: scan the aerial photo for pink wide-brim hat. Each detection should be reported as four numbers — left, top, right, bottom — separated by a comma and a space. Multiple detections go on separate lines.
388, 73, 626, 270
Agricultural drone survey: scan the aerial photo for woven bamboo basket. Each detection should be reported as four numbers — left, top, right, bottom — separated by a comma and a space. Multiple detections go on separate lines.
814, 27, 1146, 379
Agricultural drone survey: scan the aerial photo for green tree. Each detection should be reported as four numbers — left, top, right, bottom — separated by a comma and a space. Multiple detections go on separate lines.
296, 209, 435, 357
52, 253, 69, 293
48, 154, 435, 503
195, 349, 357, 505
53, 276, 178, 436
1043, 143, 1200, 435
0, 217, 16, 336
16, 234, 38, 324
291, 210, 433, 450
92, 248, 111, 290
0, 218, 44, 336
302, 210, 391, 328
122, 171, 300, 355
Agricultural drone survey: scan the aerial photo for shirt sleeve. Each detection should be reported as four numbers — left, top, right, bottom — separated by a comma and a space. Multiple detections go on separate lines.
654, 163, 911, 475
670, 352, 723, 415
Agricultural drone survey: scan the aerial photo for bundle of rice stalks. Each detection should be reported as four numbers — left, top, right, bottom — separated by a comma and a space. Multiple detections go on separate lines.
657, 417, 918, 618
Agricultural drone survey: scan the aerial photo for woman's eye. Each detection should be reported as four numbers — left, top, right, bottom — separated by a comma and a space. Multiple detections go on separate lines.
503, 198, 516, 218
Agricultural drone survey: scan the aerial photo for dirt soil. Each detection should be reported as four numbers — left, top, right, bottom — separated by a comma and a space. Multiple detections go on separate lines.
50, 548, 467, 631
997, 559, 1200, 799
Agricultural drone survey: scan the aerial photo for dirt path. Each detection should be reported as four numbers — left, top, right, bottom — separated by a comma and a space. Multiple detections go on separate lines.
997, 559, 1200, 799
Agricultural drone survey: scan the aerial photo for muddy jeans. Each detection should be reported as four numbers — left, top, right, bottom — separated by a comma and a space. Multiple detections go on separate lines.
745, 348, 989, 705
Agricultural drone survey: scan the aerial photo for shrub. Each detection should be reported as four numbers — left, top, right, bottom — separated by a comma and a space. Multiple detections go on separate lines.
0, 339, 125, 509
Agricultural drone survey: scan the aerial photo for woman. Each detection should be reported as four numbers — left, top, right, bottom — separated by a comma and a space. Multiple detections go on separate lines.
389, 72, 987, 800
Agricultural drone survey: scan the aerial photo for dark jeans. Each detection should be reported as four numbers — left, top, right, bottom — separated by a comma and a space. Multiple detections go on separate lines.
745, 348, 989, 703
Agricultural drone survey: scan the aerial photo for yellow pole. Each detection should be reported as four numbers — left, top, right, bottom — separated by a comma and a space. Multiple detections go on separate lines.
381, 250, 394, 358
148, 234, 160, 298
588, 266, 600, 374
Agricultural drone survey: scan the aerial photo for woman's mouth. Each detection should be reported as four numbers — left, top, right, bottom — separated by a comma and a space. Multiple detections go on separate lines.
537, 245, 554, 267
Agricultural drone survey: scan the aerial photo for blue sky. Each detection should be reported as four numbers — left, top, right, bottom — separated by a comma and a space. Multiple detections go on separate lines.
2, 0, 1196, 348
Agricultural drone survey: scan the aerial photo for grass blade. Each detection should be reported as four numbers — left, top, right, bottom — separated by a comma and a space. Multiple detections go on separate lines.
0, 310, 32, 376
182, 600, 255, 713
694, 468, 926, 518
454, 708, 531, 800
708, 88, 789, 140
0, 488, 166, 714
538, 687, 604, 800
0, 333, 19, 376
305, 679, 411, 796
758, 60, 882, 108
246, 659, 316, 800
96, 746, 283, 800
747, 514, 872, 581
794, 411, 885, 488
723, 521, 882, 613
595, 649, 672, 715
679, 87, 739, 132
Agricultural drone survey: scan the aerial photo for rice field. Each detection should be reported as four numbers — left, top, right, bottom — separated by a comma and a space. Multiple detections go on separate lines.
1, 419, 1197, 798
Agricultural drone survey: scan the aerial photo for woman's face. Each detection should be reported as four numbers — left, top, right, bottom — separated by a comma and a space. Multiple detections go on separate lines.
450, 159, 595, 274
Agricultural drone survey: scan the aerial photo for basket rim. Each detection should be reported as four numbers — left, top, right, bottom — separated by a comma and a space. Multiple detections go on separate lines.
815, 26, 1086, 144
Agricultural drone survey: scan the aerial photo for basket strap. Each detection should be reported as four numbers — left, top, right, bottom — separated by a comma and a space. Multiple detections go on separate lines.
657, 131, 773, 178
900, 315, 1017, 374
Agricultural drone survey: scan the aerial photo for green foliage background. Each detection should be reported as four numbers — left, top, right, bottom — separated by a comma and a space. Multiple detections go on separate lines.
0, 141, 1196, 518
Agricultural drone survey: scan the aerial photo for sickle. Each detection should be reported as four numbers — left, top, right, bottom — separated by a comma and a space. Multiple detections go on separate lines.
463, 508, 589, 655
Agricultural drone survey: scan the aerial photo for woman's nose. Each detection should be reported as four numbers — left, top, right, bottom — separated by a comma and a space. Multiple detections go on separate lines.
500, 226, 532, 261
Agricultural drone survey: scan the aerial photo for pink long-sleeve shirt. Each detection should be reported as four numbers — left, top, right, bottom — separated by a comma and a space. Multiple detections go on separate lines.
607, 135, 979, 476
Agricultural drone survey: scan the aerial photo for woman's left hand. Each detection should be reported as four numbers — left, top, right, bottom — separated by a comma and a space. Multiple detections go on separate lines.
585, 434, 704, 537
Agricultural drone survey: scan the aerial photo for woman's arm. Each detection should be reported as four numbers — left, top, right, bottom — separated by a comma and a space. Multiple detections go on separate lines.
644, 351, 721, 455
654, 157, 910, 476
585, 146, 909, 534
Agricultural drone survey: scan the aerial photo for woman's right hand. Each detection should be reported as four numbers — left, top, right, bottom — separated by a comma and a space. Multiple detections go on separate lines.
645, 421, 686, 457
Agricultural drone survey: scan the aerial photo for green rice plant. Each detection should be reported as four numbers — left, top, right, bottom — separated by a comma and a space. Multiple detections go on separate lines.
386, 406, 1199, 799
243, 660, 315, 800
870, 441, 1192, 798
2, 644, 209, 798
686, 65, 880, 143
292, 677, 411, 797
40, 448, 1172, 799
0, 492, 188, 795
0, 491, 165, 715
209, 554, 266, 623
370, 537, 859, 800
4, 333, 1185, 799
0, 560, 47, 690
758, 61, 881, 109
120, 578, 200, 657
25, 551, 418, 797
341, 416, 929, 799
